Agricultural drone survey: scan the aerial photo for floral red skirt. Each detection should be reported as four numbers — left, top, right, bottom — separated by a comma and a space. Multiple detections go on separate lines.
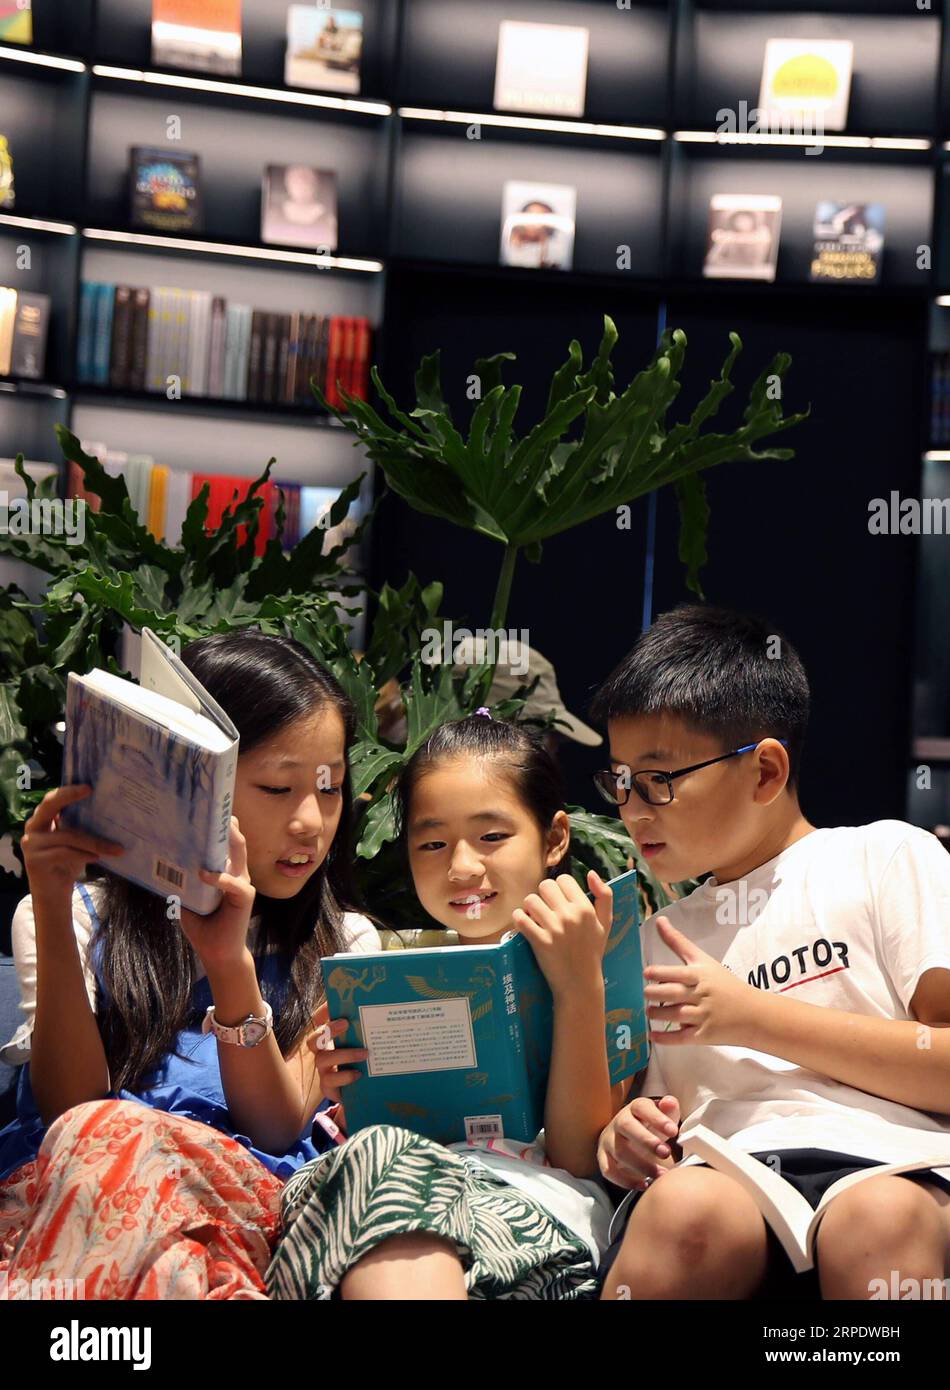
0, 1099, 283, 1299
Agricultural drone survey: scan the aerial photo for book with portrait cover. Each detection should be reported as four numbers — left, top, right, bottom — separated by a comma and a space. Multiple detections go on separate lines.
703, 194, 782, 282
322, 869, 645, 1146
758, 38, 853, 133
810, 202, 884, 284
500, 180, 576, 271
130, 147, 202, 234
261, 165, 337, 251
0, 1, 32, 44
494, 19, 589, 117
285, 6, 363, 94
151, 0, 242, 76
61, 628, 239, 916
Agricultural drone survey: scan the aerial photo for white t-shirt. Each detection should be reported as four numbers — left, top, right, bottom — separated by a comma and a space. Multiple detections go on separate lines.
0, 884, 381, 1067
638, 820, 950, 1168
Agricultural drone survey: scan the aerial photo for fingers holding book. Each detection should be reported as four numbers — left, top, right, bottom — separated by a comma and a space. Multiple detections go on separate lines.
21, 784, 124, 904
598, 1094, 682, 1191
307, 1015, 368, 1103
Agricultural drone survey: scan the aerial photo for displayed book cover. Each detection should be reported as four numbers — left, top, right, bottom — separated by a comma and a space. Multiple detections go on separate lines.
500, 181, 576, 271
493, 20, 589, 118
0, 1, 32, 44
151, 0, 242, 77
261, 165, 337, 251
758, 38, 853, 134
285, 6, 363, 94
0, 134, 14, 209
130, 148, 202, 234
61, 628, 240, 916
703, 194, 782, 282
810, 201, 884, 284
10, 290, 49, 379
682, 1126, 950, 1274
323, 869, 646, 1145
0, 287, 17, 376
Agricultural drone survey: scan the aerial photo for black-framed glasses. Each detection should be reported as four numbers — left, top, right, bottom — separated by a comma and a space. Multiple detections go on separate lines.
592, 739, 789, 808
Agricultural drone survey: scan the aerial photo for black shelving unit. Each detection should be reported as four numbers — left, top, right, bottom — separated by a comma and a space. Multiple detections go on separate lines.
1, 0, 949, 830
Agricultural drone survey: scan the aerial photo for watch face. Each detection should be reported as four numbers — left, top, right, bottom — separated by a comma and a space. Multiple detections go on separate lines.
243, 1020, 268, 1047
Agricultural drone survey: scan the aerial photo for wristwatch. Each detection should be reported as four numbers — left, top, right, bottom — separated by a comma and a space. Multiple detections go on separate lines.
202, 1000, 274, 1048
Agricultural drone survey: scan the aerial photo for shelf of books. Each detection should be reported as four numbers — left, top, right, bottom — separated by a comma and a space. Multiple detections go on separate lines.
1, 0, 949, 624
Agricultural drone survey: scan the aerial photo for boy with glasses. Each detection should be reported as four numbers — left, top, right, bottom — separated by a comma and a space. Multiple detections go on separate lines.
591, 604, 950, 1300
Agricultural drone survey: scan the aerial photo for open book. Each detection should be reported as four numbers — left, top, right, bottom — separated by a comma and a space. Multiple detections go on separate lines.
682, 1125, 950, 1274
322, 868, 645, 1146
61, 628, 239, 915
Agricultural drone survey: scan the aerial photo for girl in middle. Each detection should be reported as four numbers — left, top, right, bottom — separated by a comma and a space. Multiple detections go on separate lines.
266, 710, 633, 1300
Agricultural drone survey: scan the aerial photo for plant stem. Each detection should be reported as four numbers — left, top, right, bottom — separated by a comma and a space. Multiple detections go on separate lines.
476, 542, 519, 706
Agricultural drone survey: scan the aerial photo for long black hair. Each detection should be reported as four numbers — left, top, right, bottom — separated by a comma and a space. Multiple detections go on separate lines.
394, 713, 570, 874
92, 630, 360, 1092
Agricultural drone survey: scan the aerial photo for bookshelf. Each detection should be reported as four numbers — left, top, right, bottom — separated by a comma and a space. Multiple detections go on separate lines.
1, 0, 948, 831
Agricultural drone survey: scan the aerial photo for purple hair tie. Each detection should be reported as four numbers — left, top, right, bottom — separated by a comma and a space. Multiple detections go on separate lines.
475, 707, 492, 718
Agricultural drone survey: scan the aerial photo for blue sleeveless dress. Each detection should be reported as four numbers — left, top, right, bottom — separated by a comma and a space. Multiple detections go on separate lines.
0, 885, 338, 1183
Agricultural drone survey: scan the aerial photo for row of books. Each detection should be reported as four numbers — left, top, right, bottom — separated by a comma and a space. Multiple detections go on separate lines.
930, 354, 950, 446
69, 441, 366, 556
702, 197, 885, 285
76, 284, 372, 408
148, 6, 854, 133
0, 287, 49, 379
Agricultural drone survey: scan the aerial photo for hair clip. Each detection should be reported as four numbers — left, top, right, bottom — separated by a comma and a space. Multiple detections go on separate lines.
474, 707, 493, 719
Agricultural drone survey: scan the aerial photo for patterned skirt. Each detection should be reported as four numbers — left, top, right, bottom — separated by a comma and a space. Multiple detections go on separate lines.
266, 1124, 599, 1301
0, 1099, 283, 1299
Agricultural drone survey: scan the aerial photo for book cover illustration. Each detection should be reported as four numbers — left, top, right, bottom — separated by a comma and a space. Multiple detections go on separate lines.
261, 165, 337, 251
810, 202, 884, 284
758, 38, 853, 134
703, 194, 782, 282
130, 148, 202, 234
60, 630, 239, 916
10, 291, 49, 379
494, 20, 589, 118
323, 868, 645, 1145
500, 180, 576, 271
285, 6, 363, 94
0, 135, 14, 210
152, 0, 242, 76
0, 1, 31, 44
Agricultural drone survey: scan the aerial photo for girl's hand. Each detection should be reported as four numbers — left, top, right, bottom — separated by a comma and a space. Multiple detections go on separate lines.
178, 818, 256, 977
597, 1094, 681, 1191
20, 786, 124, 907
645, 916, 763, 1047
307, 1007, 368, 1104
512, 870, 613, 1001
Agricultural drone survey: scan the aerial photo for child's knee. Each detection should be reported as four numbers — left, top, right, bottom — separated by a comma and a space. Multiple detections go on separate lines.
818, 1176, 940, 1256
623, 1168, 764, 1266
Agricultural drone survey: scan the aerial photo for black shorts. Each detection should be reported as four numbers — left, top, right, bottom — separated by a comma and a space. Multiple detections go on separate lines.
599, 1148, 950, 1301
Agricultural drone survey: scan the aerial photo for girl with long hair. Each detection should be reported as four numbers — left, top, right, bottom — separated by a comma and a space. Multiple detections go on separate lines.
0, 629, 378, 1298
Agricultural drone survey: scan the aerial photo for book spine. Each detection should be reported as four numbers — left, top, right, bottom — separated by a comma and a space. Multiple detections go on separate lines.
285, 311, 300, 403
128, 287, 150, 392
145, 287, 162, 392
324, 316, 342, 407
11, 291, 49, 380
109, 285, 133, 390
92, 284, 116, 386
507, 940, 543, 1141
198, 741, 238, 911
207, 296, 227, 398
276, 313, 291, 404
247, 309, 264, 401
76, 282, 98, 384
261, 311, 278, 403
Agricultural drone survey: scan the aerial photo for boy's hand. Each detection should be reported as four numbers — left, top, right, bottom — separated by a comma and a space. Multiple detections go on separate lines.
512, 871, 612, 1001
308, 1011, 368, 1104
598, 1094, 681, 1190
645, 916, 762, 1046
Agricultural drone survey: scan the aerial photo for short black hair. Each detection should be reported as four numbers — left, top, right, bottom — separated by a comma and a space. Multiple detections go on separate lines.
589, 605, 809, 788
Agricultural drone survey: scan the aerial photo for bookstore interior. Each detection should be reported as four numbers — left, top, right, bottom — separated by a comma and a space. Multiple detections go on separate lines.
1, 0, 950, 1325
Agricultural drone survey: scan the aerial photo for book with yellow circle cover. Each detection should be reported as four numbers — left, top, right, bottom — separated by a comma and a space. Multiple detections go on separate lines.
758, 38, 853, 134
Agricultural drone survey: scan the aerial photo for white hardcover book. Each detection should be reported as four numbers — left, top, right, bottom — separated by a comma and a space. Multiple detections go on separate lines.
237, 304, 253, 399
163, 467, 193, 547
207, 296, 227, 397
758, 38, 853, 134
682, 1125, 950, 1274
493, 20, 589, 118
61, 628, 239, 915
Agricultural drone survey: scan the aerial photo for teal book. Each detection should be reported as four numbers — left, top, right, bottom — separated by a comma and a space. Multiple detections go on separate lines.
321, 868, 647, 1145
